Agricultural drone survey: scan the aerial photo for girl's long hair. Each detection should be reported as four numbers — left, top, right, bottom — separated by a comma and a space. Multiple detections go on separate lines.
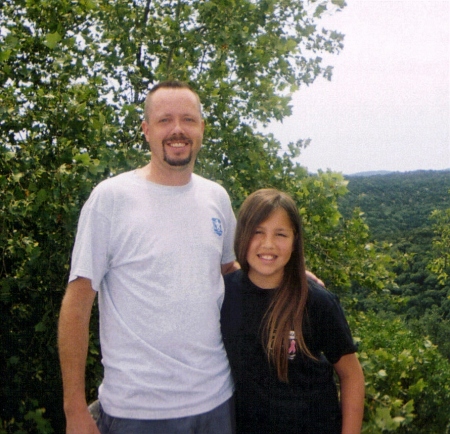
235, 189, 314, 382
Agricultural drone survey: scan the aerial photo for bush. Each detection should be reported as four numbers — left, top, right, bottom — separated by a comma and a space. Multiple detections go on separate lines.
348, 310, 450, 433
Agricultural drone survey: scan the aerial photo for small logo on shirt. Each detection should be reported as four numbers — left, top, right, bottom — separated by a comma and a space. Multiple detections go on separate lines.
212, 218, 223, 236
288, 330, 297, 361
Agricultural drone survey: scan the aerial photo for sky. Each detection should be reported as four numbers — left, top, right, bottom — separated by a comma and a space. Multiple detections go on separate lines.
265, 0, 450, 175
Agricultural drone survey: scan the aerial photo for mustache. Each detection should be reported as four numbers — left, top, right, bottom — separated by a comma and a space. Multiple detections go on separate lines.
162, 135, 193, 146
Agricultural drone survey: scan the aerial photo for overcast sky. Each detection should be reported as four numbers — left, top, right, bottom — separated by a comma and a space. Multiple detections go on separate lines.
266, 0, 450, 175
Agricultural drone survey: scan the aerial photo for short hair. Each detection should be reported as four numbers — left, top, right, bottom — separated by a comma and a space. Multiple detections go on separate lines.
144, 80, 202, 122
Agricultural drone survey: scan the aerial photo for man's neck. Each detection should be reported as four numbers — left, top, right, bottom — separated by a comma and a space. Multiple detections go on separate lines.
137, 162, 193, 186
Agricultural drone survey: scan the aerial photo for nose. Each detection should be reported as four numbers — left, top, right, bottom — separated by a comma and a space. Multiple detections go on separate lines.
170, 118, 185, 135
261, 234, 275, 248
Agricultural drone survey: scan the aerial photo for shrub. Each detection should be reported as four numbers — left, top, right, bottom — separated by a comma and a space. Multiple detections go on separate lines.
348, 310, 450, 433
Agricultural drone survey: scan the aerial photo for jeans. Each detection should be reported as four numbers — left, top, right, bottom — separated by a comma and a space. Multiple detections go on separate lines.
96, 397, 235, 434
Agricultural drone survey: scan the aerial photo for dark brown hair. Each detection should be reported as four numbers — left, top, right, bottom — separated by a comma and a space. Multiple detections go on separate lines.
144, 80, 202, 122
235, 188, 314, 382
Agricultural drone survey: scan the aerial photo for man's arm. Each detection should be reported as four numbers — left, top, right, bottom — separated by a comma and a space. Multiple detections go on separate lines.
58, 277, 100, 434
334, 353, 365, 434
221, 261, 240, 275
305, 270, 325, 287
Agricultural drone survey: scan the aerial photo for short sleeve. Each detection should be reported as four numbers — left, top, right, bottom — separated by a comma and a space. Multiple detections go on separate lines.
306, 281, 357, 364
69, 185, 111, 291
222, 202, 236, 265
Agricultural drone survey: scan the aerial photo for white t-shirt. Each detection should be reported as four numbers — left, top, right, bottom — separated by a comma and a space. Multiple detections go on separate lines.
69, 171, 236, 419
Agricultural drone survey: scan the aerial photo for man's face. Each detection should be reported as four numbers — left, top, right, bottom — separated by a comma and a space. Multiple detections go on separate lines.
142, 88, 204, 170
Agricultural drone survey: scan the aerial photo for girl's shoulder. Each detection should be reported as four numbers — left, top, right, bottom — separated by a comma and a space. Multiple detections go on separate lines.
224, 268, 245, 287
306, 279, 341, 311
221, 270, 245, 338
223, 269, 248, 308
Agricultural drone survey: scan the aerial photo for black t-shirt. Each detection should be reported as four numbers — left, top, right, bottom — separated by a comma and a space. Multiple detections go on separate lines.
221, 270, 357, 434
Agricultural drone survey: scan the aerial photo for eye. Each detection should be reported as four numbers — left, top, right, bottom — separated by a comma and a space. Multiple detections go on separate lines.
276, 233, 287, 237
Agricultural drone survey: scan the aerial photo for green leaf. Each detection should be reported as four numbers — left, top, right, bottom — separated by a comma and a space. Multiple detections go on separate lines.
408, 378, 426, 395
331, 0, 346, 8
35, 322, 46, 332
377, 369, 387, 378
74, 153, 91, 165
44, 32, 62, 49
0, 49, 12, 62
9, 356, 20, 365
12, 173, 24, 182
35, 189, 48, 207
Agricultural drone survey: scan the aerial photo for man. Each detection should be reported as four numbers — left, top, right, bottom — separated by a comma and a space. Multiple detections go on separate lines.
58, 81, 239, 433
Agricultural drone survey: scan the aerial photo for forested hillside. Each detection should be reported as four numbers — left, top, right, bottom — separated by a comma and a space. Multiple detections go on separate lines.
339, 170, 450, 241
339, 169, 450, 361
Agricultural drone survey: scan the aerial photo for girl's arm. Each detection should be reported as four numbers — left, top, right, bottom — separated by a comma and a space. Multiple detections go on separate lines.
334, 353, 365, 434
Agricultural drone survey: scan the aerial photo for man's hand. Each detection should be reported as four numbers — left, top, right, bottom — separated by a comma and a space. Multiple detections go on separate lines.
58, 278, 98, 434
65, 407, 100, 434
305, 270, 325, 287
221, 261, 240, 275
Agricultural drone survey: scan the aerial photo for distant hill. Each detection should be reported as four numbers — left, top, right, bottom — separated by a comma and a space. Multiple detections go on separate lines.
340, 170, 450, 366
347, 170, 393, 177
339, 170, 450, 241
347, 168, 450, 178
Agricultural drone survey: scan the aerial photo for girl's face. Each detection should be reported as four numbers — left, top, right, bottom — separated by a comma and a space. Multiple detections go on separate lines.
246, 208, 295, 289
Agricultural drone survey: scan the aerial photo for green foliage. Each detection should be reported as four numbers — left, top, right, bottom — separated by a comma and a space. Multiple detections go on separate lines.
339, 171, 450, 242
348, 310, 450, 433
0, 401, 54, 434
0, 0, 359, 431
340, 172, 450, 431
408, 306, 450, 366
340, 171, 450, 361
300, 174, 394, 293
5, 1, 449, 432
0, 0, 413, 432
428, 207, 450, 285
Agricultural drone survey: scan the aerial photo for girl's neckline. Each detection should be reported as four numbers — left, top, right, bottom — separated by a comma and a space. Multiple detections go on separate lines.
243, 272, 277, 292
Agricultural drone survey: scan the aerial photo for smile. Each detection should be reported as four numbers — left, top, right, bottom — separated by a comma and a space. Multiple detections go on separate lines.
258, 254, 277, 261
167, 142, 188, 148
163, 135, 193, 149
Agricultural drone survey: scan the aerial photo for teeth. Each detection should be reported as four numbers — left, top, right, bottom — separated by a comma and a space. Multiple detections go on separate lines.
168, 142, 186, 148
259, 255, 276, 260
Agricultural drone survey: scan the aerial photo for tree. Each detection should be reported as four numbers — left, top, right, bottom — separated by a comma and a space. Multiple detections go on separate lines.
1, 0, 395, 431
348, 309, 450, 433
428, 207, 450, 285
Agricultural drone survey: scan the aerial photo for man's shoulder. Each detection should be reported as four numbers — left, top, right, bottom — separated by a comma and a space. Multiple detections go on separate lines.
192, 174, 229, 195
83, 171, 136, 210
89, 170, 137, 197
96, 170, 135, 188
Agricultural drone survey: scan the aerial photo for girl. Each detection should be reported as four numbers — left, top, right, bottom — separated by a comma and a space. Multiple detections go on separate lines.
221, 189, 364, 434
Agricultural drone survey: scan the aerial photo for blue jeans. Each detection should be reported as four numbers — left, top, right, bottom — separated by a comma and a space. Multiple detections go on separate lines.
97, 398, 235, 434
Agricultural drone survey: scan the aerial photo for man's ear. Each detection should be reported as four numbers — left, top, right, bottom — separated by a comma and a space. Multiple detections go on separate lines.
141, 120, 149, 137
